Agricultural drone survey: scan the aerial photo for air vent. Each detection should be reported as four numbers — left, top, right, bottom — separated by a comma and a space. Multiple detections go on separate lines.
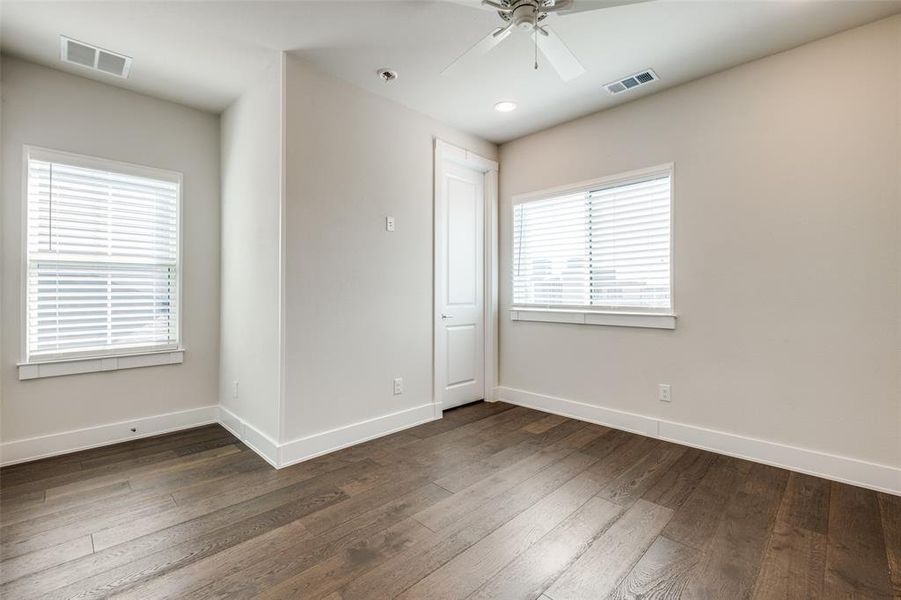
605, 69, 658, 95
60, 36, 131, 78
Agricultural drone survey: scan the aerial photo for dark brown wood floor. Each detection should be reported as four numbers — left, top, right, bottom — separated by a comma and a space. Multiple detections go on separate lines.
0, 402, 898, 599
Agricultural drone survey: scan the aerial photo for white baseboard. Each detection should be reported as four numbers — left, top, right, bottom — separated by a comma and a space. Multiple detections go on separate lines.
496, 386, 900, 496
6, 391, 894, 496
0, 401, 438, 471
216, 405, 280, 468
0, 405, 219, 467
221, 403, 436, 469
278, 403, 437, 468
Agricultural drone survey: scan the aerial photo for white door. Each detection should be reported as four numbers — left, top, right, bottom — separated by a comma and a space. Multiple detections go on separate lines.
436, 160, 485, 410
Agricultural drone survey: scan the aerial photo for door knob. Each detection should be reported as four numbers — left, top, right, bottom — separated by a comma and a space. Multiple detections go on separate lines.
441, 313, 453, 319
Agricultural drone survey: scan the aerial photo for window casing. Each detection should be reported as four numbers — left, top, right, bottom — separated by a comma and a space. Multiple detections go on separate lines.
512, 165, 673, 315
22, 147, 182, 363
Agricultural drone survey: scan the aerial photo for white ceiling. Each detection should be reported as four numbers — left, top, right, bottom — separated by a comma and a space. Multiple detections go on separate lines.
3, 0, 900, 143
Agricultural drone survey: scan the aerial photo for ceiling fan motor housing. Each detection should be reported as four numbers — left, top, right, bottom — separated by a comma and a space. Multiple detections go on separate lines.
510, 1, 540, 31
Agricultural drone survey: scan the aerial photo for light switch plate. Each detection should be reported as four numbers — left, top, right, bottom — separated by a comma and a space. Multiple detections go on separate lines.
386, 216, 395, 232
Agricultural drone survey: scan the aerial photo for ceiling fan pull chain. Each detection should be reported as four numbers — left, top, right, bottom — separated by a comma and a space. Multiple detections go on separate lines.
534, 28, 539, 70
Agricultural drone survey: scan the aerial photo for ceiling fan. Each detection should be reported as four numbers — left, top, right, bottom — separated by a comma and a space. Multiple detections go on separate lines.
444, 0, 651, 81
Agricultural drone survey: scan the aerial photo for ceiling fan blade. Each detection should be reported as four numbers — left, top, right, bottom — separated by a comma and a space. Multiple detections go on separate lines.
546, 0, 654, 15
536, 26, 585, 81
444, 0, 512, 12
442, 25, 513, 76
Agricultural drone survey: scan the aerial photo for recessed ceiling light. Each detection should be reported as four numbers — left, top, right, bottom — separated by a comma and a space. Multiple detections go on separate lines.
494, 101, 517, 113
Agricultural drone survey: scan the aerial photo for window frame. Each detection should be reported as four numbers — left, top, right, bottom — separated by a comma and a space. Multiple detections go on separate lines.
19, 145, 185, 372
510, 163, 676, 329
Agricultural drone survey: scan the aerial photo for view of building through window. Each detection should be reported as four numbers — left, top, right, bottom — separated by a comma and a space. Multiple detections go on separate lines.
513, 170, 672, 311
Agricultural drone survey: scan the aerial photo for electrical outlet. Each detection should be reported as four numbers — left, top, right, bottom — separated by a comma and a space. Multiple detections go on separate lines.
393, 377, 404, 395
386, 216, 395, 232
233, 380, 239, 399
658, 384, 671, 403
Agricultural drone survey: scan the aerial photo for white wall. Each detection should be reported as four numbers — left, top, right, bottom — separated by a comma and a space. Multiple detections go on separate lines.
498, 16, 901, 469
219, 57, 283, 444
282, 56, 496, 442
0, 57, 221, 442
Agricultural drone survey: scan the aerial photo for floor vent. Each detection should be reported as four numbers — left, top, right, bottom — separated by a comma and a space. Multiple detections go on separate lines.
60, 36, 132, 78
605, 69, 658, 95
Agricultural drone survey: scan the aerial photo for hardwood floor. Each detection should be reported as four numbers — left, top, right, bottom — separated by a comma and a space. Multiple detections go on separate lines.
0, 401, 897, 599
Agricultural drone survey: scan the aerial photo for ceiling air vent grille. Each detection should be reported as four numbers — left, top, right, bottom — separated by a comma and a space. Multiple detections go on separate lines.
60, 36, 132, 78
605, 69, 658, 95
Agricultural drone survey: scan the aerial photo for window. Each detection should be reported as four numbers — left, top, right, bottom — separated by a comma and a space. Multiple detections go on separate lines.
23, 147, 181, 364
512, 165, 673, 326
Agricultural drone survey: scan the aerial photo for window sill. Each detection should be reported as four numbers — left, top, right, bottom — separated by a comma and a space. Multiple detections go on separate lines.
18, 349, 185, 380
510, 308, 676, 330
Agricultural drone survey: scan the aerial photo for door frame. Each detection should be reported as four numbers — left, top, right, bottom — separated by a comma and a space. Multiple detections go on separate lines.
433, 139, 499, 419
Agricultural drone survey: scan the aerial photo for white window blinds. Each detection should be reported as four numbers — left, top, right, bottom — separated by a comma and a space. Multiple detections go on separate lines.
513, 169, 672, 312
24, 148, 181, 361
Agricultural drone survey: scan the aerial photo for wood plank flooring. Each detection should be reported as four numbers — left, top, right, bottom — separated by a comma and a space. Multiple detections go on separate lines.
0, 401, 896, 599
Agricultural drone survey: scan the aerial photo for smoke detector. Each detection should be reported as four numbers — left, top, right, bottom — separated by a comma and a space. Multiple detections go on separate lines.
604, 69, 658, 95
377, 68, 398, 83
60, 36, 132, 78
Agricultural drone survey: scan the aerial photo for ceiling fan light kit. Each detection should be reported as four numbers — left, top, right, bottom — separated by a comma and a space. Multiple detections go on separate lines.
444, 0, 651, 82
